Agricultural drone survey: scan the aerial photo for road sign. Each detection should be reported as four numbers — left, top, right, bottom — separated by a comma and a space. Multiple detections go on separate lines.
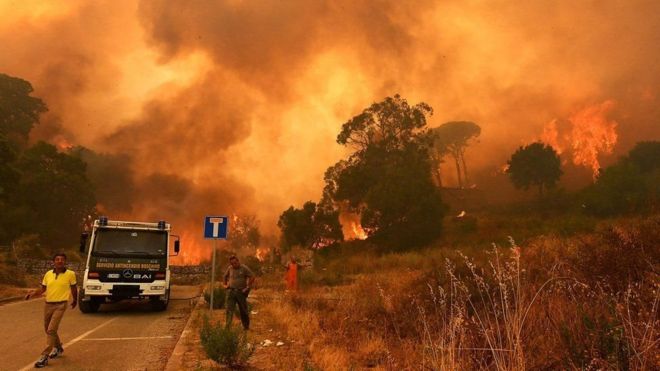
204, 216, 229, 239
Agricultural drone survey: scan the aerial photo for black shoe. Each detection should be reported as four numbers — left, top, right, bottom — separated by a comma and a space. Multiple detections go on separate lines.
49, 346, 63, 358
34, 355, 48, 368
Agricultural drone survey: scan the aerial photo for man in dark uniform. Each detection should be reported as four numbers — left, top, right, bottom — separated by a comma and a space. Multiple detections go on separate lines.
222, 255, 254, 330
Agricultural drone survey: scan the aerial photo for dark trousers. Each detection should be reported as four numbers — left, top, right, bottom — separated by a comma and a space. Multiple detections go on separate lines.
225, 288, 249, 330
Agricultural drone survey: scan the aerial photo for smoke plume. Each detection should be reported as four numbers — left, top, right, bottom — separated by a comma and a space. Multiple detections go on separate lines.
1, 0, 659, 261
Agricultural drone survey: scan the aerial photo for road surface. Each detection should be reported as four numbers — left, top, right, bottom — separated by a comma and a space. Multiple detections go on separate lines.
0, 285, 200, 371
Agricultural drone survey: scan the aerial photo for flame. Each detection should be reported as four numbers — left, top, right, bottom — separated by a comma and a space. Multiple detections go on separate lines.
255, 247, 270, 262
541, 100, 618, 179
54, 135, 74, 151
568, 100, 618, 177
339, 211, 368, 240
171, 230, 210, 265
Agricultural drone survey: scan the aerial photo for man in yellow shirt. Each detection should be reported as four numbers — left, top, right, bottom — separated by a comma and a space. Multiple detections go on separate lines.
25, 253, 78, 368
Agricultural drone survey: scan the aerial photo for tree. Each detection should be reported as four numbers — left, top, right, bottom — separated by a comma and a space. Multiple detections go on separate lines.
626, 141, 660, 173
327, 95, 446, 250
337, 94, 432, 153
0, 73, 47, 145
506, 142, 562, 198
429, 121, 481, 188
277, 201, 343, 250
13, 142, 97, 246
582, 141, 660, 216
0, 133, 20, 201
228, 215, 261, 251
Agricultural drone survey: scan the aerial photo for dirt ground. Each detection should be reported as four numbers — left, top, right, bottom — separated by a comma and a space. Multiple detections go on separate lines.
176, 288, 312, 370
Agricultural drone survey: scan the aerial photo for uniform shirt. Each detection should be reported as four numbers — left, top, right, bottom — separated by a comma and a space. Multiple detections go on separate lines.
42, 269, 77, 303
223, 264, 253, 290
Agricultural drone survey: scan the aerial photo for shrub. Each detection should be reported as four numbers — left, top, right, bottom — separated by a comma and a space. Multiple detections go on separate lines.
0, 263, 26, 286
571, 216, 660, 289
204, 286, 226, 309
200, 315, 253, 367
242, 255, 263, 276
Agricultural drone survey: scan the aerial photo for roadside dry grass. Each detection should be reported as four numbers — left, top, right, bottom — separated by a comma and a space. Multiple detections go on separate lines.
244, 215, 659, 370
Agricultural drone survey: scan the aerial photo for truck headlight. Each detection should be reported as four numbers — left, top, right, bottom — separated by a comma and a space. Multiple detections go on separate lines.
86, 285, 102, 290
150, 286, 165, 290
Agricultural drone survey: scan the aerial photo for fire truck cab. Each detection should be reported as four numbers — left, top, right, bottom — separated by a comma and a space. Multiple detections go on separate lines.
78, 217, 180, 313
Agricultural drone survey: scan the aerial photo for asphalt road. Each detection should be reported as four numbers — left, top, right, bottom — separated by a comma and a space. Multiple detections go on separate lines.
0, 285, 200, 371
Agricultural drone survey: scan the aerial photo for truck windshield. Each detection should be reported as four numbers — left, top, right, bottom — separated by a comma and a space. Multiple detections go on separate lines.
92, 229, 167, 257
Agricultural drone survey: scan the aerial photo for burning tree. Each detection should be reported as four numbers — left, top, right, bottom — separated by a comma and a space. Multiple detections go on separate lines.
325, 94, 446, 250
277, 200, 343, 250
506, 142, 562, 198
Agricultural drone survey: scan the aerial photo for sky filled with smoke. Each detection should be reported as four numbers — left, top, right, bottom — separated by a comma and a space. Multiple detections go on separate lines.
1, 0, 658, 260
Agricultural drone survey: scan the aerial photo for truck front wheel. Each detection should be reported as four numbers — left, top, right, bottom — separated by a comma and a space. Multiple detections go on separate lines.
150, 289, 169, 311
79, 297, 101, 313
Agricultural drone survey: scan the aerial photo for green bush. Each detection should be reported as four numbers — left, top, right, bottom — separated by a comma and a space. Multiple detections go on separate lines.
200, 316, 253, 367
203, 286, 226, 309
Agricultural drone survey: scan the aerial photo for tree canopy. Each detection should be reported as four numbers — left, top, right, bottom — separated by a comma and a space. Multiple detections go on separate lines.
326, 95, 446, 250
11, 142, 97, 246
277, 201, 343, 250
337, 94, 432, 153
429, 121, 481, 188
0, 73, 96, 249
506, 142, 562, 198
0, 73, 47, 144
626, 141, 660, 173
228, 215, 261, 251
583, 141, 660, 216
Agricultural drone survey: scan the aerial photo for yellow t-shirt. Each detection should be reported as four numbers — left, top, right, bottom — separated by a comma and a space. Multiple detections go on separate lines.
42, 269, 77, 303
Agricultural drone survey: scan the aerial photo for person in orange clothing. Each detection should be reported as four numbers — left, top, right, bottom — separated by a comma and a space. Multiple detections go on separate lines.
284, 256, 298, 291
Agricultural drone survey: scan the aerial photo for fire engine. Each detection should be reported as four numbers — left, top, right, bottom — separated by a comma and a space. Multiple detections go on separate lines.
78, 217, 180, 313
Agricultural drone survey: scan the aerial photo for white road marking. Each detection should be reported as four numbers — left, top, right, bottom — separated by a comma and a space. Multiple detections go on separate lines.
19, 317, 118, 371
81, 336, 173, 341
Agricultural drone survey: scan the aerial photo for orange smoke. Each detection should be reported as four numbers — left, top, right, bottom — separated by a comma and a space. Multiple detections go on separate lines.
541, 100, 618, 178
339, 211, 368, 240
540, 119, 562, 154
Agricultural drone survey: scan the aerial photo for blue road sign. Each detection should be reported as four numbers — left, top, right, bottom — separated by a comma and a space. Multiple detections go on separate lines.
204, 216, 229, 239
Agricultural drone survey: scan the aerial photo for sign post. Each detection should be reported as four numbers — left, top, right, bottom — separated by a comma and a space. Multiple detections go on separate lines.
204, 216, 229, 311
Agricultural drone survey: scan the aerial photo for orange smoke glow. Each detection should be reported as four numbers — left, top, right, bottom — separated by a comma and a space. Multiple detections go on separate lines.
339, 211, 368, 240
541, 119, 562, 154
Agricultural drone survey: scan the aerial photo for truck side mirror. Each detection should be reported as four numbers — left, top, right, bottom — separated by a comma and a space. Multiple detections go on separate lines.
174, 240, 180, 254
80, 232, 89, 253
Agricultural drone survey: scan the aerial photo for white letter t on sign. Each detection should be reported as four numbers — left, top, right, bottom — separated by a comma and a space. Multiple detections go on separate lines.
209, 217, 224, 237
